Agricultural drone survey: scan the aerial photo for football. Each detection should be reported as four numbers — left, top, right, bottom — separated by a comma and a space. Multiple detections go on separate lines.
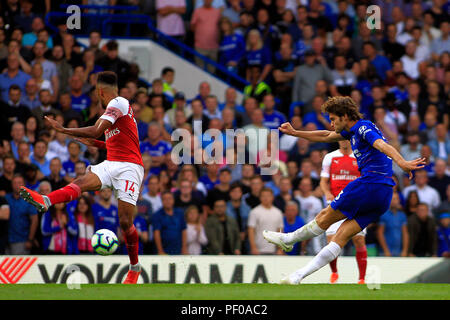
91, 229, 119, 255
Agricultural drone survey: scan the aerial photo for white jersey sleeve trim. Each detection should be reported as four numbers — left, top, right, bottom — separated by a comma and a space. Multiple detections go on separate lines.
99, 96, 129, 125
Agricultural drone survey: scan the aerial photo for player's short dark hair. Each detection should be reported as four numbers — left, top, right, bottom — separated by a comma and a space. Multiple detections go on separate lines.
97, 71, 118, 87
321, 96, 363, 121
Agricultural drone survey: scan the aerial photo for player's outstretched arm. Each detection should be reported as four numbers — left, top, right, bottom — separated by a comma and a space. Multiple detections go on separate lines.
279, 122, 345, 143
45, 116, 112, 139
74, 137, 107, 149
373, 139, 426, 179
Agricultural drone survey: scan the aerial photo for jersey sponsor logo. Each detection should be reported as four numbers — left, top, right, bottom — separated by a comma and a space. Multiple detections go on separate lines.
0, 257, 37, 284
105, 128, 120, 140
332, 159, 339, 164
331, 173, 359, 181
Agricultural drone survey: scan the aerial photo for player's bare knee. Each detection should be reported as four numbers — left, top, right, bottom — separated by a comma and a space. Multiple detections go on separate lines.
119, 215, 132, 232
352, 235, 365, 248
315, 207, 334, 230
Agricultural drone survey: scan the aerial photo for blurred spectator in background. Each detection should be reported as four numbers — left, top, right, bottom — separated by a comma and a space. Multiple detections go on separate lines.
41, 157, 65, 191
0, 195, 9, 254
24, 116, 38, 145
243, 65, 271, 103
62, 141, 89, 182
185, 205, 208, 255
403, 169, 441, 213
205, 199, 241, 255
0, 53, 31, 103
174, 178, 206, 216
142, 175, 163, 214
295, 176, 324, 255
140, 122, 172, 175
31, 89, 62, 130
30, 140, 50, 177
5, 175, 38, 255
97, 40, 130, 88
226, 182, 250, 253
429, 159, 450, 202
247, 188, 283, 255
156, 0, 187, 44
407, 203, 438, 257
0, 156, 15, 196
191, 0, 221, 72
377, 192, 409, 257
292, 49, 334, 111
31, 41, 59, 99
218, 16, 245, 74
429, 123, 450, 161
244, 29, 273, 83
20, 78, 41, 110
153, 192, 187, 255
437, 212, 450, 258
73, 195, 94, 254
283, 200, 304, 256
92, 188, 119, 234
405, 190, 420, 218
3, 85, 31, 140
41, 202, 78, 254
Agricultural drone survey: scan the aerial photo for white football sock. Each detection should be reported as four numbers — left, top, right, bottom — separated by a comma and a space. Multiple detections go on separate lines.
290, 241, 341, 284
281, 219, 325, 245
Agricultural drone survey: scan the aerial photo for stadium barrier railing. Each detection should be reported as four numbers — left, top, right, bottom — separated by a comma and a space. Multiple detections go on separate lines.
45, 6, 250, 91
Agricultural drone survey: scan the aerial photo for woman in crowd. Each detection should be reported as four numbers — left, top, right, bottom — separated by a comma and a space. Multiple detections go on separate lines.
41, 203, 78, 254
73, 195, 95, 254
185, 205, 208, 255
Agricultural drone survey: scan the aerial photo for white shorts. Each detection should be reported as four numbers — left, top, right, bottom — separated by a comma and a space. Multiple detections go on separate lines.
88, 160, 144, 206
326, 219, 367, 237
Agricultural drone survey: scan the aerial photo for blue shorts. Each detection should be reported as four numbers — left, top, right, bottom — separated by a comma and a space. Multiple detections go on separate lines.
330, 177, 394, 229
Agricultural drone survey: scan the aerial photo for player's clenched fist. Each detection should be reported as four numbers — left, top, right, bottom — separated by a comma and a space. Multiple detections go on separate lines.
44, 116, 64, 133
279, 122, 296, 136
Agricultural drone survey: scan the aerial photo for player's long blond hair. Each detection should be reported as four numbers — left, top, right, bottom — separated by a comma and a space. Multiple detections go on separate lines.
321, 96, 363, 121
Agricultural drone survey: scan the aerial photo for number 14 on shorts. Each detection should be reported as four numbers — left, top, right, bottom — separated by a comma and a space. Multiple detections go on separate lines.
125, 180, 136, 193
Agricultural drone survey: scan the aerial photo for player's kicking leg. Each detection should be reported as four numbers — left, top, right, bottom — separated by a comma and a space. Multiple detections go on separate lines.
19, 171, 102, 212
263, 205, 346, 252
118, 199, 141, 284
281, 218, 362, 284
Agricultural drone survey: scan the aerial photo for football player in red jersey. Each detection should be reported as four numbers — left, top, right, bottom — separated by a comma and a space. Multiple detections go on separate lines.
19, 71, 144, 284
320, 140, 367, 284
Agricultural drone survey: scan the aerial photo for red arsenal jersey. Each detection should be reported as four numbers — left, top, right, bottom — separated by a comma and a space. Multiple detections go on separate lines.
320, 149, 360, 197
99, 96, 144, 167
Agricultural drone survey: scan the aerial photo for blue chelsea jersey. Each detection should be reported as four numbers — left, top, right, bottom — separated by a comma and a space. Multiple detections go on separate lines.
340, 120, 395, 185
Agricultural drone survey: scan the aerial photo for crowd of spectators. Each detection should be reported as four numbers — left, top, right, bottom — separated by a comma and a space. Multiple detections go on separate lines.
0, 0, 449, 258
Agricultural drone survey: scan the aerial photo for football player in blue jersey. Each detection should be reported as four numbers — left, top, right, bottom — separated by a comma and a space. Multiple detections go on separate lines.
263, 96, 426, 284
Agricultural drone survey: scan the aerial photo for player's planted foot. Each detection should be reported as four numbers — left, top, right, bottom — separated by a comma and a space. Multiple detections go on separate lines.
19, 186, 50, 213
123, 263, 141, 284
280, 272, 302, 285
330, 272, 339, 284
358, 279, 365, 284
263, 230, 293, 252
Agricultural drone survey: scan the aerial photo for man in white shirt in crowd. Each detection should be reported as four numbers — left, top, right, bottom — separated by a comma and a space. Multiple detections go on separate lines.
248, 187, 284, 255
295, 176, 324, 255
403, 169, 441, 214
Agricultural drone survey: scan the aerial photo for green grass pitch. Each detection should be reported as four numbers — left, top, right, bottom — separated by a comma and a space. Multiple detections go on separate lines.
0, 284, 448, 300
